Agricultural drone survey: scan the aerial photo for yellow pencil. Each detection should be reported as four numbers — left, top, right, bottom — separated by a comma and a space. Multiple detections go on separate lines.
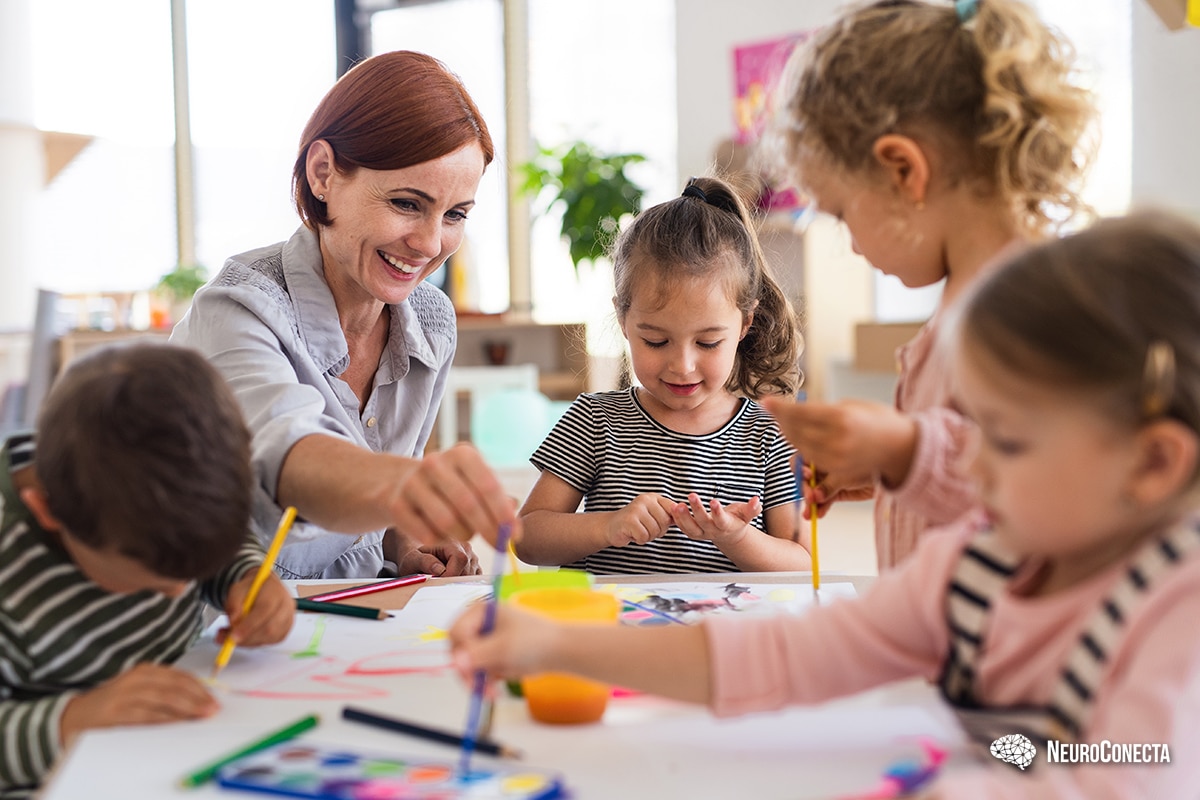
211, 506, 297, 678
809, 468, 820, 591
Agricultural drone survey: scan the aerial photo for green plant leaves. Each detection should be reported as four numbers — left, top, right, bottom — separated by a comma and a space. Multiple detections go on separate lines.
518, 140, 646, 273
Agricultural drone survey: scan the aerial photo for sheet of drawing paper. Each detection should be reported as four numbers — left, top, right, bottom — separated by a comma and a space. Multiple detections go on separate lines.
175, 583, 490, 698
603, 580, 856, 625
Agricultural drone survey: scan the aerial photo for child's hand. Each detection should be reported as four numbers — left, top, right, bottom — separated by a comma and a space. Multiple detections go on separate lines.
670, 493, 762, 546
220, 571, 295, 648
58, 663, 219, 747
607, 494, 677, 547
764, 397, 917, 497
448, 601, 558, 681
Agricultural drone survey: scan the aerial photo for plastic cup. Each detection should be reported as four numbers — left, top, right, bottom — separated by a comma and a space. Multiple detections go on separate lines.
508, 587, 620, 724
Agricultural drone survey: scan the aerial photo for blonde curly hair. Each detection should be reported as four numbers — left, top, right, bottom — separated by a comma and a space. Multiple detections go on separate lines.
764, 0, 1098, 237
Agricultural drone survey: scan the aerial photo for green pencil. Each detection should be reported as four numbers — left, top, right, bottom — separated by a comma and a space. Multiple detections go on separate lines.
295, 597, 391, 620
179, 713, 319, 788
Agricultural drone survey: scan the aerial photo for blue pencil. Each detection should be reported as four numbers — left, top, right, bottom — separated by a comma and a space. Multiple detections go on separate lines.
459, 523, 512, 775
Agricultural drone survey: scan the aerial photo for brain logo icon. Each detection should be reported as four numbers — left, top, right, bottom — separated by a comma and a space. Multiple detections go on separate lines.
990, 734, 1037, 770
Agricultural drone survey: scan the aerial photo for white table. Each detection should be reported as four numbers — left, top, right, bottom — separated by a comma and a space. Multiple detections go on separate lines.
39, 573, 975, 800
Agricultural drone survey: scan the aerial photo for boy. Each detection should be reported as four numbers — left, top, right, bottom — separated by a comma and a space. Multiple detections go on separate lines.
0, 343, 295, 798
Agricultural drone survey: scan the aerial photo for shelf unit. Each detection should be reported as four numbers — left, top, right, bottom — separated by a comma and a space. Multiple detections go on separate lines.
453, 316, 590, 401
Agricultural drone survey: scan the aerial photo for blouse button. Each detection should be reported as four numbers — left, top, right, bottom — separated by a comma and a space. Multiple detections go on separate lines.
366, 417, 377, 428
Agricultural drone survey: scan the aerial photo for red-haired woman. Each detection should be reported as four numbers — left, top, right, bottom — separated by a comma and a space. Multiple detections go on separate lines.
173, 51, 515, 580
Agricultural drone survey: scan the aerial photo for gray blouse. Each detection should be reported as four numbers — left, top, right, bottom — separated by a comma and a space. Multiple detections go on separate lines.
171, 226, 457, 579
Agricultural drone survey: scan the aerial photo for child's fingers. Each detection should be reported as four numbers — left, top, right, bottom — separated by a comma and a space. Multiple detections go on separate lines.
670, 502, 702, 537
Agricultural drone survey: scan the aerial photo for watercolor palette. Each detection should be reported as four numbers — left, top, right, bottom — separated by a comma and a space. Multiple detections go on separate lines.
215, 742, 565, 799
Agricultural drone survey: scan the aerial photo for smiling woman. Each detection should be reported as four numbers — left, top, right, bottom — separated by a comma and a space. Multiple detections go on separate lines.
170, 51, 517, 581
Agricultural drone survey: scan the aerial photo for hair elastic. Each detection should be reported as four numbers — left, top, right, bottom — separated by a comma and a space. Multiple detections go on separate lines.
681, 184, 708, 203
955, 0, 979, 23
1141, 340, 1176, 420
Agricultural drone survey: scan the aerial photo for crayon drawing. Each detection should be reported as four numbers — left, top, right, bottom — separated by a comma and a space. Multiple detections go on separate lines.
177, 584, 488, 701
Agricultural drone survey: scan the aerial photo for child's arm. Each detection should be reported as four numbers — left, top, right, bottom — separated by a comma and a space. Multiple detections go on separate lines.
449, 601, 713, 704
203, 533, 294, 648
516, 471, 677, 566
0, 666, 218, 793
669, 496, 812, 571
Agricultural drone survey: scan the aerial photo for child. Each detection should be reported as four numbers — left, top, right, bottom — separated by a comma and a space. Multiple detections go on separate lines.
515, 175, 810, 574
0, 343, 295, 799
759, 0, 1098, 569
452, 212, 1200, 797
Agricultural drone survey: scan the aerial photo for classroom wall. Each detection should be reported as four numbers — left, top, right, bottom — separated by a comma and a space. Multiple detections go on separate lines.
1131, 1, 1200, 217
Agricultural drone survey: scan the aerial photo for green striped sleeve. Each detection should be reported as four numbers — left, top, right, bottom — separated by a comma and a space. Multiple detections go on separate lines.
0, 692, 74, 796
200, 532, 266, 610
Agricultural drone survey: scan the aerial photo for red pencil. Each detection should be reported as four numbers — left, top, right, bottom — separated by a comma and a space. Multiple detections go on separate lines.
303, 573, 430, 603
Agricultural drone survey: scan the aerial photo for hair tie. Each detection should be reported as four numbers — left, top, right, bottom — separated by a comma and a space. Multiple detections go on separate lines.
1142, 340, 1176, 420
955, 0, 978, 23
682, 184, 708, 203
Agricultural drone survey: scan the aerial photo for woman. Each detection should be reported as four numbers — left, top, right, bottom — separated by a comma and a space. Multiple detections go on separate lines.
172, 51, 515, 579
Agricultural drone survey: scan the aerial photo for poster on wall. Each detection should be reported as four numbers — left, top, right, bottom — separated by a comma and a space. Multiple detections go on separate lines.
732, 32, 812, 214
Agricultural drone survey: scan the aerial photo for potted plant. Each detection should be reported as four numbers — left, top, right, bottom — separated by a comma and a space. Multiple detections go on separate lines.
152, 263, 208, 328
517, 140, 647, 273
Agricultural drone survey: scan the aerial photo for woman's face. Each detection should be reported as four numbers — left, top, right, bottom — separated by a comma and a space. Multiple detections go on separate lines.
313, 142, 486, 308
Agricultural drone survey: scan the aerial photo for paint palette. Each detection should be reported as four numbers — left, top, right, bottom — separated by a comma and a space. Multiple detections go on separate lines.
215, 742, 565, 799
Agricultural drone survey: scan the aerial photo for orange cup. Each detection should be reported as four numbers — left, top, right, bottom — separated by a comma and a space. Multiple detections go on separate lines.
508, 587, 620, 724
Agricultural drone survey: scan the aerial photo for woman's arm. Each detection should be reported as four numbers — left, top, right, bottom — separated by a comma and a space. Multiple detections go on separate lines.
280, 435, 514, 546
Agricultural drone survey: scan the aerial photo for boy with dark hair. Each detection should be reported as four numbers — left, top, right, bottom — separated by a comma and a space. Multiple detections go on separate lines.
0, 342, 294, 798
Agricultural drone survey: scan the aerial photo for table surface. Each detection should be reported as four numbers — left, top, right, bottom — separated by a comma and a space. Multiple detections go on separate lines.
39, 572, 976, 800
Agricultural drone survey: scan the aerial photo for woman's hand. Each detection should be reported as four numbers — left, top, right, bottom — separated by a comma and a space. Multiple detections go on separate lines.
390, 443, 519, 547
398, 540, 481, 577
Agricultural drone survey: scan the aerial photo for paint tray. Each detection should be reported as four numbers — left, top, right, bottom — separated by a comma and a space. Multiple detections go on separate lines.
215, 741, 565, 799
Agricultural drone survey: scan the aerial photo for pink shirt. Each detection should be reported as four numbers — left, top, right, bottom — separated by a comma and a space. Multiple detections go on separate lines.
705, 522, 1200, 799
873, 315, 977, 570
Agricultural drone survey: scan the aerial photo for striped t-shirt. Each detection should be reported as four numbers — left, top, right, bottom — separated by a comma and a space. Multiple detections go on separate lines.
530, 388, 797, 574
0, 434, 263, 798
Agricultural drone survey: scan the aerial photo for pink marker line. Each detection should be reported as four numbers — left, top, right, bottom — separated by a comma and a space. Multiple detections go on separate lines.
303, 573, 430, 603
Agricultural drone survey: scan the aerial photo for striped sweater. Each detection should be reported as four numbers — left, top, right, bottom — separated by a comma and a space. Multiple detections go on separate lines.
0, 434, 263, 798
530, 388, 798, 574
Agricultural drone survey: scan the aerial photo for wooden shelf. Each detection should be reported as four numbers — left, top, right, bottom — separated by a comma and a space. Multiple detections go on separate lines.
453, 317, 589, 401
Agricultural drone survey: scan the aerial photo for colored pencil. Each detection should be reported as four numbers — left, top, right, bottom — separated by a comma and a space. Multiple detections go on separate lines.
460, 523, 513, 774
809, 466, 820, 591
295, 597, 391, 620
342, 706, 522, 759
179, 713, 319, 788
303, 573, 429, 603
211, 506, 297, 678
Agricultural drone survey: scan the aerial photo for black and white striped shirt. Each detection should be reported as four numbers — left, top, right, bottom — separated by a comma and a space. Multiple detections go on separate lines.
0, 435, 263, 798
530, 388, 797, 574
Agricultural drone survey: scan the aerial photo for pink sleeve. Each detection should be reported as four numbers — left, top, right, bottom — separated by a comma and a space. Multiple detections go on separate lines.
933, 558, 1200, 799
889, 406, 978, 526
705, 526, 970, 717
